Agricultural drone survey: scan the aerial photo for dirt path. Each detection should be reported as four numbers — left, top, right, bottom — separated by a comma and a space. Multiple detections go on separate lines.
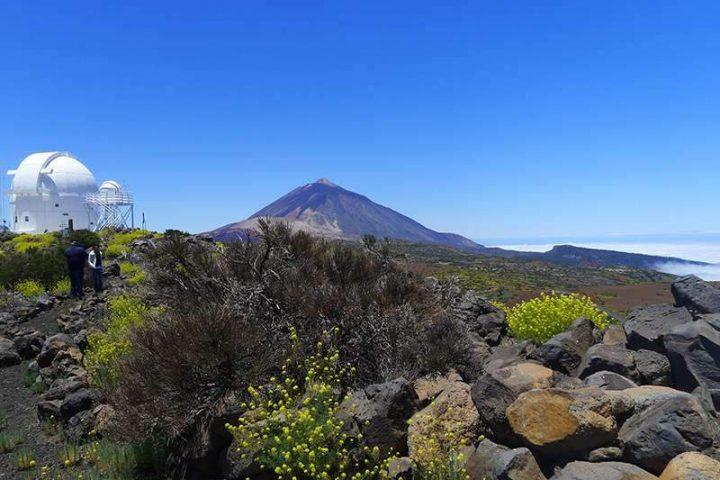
0, 297, 88, 479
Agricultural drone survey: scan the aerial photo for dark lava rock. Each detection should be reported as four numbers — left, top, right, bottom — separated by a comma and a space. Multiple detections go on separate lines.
451, 290, 507, 346
672, 275, 720, 315
529, 317, 595, 374
618, 395, 719, 474
633, 349, 671, 386
60, 388, 101, 420
587, 446, 624, 462
624, 304, 692, 353
37, 333, 76, 368
338, 378, 419, 456
552, 461, 656, 480
37, 399, 62, 420
583, 371, 637, 391
0, 337, 21, 367
42, 377, 88, 401
578, 344, 635, 380
12, 331, 44, 360
465, 438, 546, 480
664, 317, 720, 409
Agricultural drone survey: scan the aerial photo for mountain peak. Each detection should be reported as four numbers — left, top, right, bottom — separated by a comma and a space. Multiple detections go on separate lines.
314, 178, 337, 187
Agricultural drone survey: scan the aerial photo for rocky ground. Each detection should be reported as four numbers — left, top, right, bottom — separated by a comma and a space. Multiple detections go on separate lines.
4, 248, 720, 479
0, 268, 122, 479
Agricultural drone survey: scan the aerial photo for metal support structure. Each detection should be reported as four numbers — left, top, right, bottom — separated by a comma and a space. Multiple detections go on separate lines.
85, 186, 134, 231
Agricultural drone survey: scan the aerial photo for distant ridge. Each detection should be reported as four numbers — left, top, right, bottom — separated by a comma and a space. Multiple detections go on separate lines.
209, 179, 708, 271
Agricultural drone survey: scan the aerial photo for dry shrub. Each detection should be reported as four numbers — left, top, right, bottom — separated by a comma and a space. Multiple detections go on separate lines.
110, 221, 470, 444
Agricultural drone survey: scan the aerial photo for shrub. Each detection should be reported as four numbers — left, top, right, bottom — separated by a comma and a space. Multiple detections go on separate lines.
67, 229, 100, 248
506, 292, 610, 343
8, 233, 56, 253
105, 229, 152, 258
118, 261, 146, 286
51, 278, 71, 297
227, 332, 392, 480
409, 409, 473, 480
110, 222, 468, 454
14, 280, 45, 300
85, 295, 149, 388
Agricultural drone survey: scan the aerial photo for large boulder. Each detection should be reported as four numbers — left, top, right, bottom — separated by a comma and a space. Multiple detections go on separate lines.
659, 452, 720, 480
551, 461, 657, 480
451, 291, 507, 346
663, 317, 720, 409
633, 349, 671, 386
577, 344, 636, 380
471, 362, 554, 446
624, 305, 692, 353
506, 387, 628, 457
12, 331, 45, 360
338, 378, 419, 456
60, 388, 101, 420
618, 394, 720, 474
465, 438, 546, 480
407, 377, 480, 459
671, 276, 720, 315
529, 318, 596, 374
0, 337, 21, 367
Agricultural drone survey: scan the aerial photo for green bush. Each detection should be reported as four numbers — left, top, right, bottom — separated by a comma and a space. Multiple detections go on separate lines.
14, 280, 45, 300
8, 233, 56, 253
105, 229, 151, 258
85, 295, 149, 388
51, 278, 71, 297
118, 261, 146, 286
227, 330, 392, 480
506, 292, 610, 343
67, 229, 101, 248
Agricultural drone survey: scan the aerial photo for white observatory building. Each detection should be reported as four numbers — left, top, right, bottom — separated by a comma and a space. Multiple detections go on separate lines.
5, 152, 133, 233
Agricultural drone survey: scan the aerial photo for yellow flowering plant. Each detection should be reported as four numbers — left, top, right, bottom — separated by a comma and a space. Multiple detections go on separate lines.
506, 292, 611, 343
84, 295, 149, 388
227, 328, 393, 480
409, 409, 472, 480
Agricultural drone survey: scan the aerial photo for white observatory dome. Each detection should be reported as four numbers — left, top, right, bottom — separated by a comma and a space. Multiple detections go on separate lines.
6, 152, 99, 233
10, 152, 97, 196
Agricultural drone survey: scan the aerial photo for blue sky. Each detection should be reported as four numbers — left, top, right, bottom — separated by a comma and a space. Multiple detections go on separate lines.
1, 1, 718, 237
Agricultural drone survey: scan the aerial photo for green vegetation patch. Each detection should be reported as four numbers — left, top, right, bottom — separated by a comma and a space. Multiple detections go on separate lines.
506, 292, 611, 343
85, 295, 149, 388
118, 261, 147, 286
14, 280, 45, 301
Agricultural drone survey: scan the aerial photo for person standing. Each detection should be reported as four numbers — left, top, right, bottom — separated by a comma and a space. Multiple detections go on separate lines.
87, 244, 103, 293
64, 241, 87, 298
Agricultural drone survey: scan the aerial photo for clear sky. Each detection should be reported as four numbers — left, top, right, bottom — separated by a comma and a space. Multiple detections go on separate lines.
1, 1, 718, 237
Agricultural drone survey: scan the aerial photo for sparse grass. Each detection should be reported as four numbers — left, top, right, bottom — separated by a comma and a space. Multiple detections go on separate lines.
21, 364, 46, 394
60, 443, 83, 468
15, 448, 36, 471
83, 440, 141, 479
0, 431, 21, 453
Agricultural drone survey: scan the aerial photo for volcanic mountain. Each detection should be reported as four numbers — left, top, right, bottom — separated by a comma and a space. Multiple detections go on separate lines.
210, 178, 481, 250
210, 178, 709, 271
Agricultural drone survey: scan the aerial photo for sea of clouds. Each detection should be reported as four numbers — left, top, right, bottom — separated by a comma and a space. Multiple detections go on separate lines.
489, 241, 720, 281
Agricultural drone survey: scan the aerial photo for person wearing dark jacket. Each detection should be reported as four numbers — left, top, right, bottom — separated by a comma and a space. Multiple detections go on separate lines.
65, 241, 87, 298
87, 245, 103, 292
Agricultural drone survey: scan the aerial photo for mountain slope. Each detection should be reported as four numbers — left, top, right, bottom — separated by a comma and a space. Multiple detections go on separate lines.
210, 178, 481, 250
209, 179, 709, 271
